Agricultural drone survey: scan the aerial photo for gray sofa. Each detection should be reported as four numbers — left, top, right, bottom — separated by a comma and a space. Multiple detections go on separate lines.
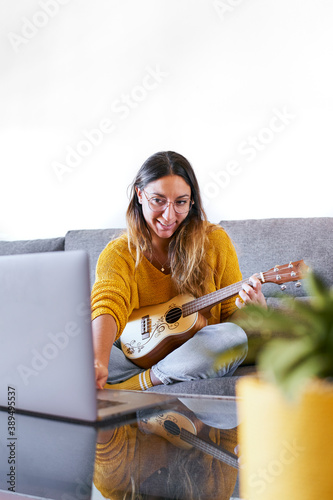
1, 217, 332, 397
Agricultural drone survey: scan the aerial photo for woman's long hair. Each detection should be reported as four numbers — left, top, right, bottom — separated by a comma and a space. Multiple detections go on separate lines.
126, 151, 214, 297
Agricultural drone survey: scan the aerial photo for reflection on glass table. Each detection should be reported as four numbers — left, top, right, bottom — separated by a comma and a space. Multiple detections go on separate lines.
94, 396, 240, 500
0, 409, 97, 500
0, 395, 241, 500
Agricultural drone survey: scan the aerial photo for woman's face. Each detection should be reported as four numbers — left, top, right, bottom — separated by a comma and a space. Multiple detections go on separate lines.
136, 175, 192, 244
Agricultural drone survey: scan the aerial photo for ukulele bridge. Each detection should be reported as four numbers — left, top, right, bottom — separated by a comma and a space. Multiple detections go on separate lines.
141, 315, 150, 340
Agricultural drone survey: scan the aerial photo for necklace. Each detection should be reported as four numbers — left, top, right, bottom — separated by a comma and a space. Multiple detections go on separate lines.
152, 253, 169, 273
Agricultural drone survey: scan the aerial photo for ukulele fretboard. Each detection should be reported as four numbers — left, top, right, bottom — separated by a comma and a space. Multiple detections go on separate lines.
182, 278, 251, 317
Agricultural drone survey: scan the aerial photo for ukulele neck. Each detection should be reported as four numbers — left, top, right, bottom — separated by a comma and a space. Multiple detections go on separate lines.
182, 278, 252, 317
179, 428, 239, 469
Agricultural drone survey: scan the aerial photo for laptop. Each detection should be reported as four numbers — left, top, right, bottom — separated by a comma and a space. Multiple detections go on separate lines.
0, 250, 175, 425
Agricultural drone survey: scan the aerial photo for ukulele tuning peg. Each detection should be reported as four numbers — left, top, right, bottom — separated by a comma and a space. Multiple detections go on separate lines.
280, 284, 287, 291
295, 281, 302, 288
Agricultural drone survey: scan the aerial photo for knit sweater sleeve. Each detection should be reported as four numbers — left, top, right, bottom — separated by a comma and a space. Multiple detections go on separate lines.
91, 235, 139, 339
94, 426, 170, 499
94, 426, 137, 499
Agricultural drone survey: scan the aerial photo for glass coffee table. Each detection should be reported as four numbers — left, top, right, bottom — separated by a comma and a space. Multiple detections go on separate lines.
0, 394, 242, 500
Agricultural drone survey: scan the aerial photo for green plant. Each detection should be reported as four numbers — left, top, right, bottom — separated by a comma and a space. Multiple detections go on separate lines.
233, 271, 333, 400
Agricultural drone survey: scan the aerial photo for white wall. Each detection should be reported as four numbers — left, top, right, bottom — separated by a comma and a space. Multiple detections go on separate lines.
1, 0, 332, 240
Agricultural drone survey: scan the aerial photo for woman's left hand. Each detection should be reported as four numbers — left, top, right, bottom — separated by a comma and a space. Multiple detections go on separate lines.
235, 274, 267, 309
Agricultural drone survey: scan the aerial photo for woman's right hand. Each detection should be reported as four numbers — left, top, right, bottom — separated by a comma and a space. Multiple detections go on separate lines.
94, 360, 109, 389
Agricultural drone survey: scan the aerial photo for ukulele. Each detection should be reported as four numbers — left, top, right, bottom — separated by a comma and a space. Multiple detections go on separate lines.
120, 260, 308, 368
140, 410, 239, 469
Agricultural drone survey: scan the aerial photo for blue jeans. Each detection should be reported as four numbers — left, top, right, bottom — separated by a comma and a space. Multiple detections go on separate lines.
107, 323, 248, 385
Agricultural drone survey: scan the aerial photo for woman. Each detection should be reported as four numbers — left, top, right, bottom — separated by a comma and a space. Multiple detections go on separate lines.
92, 151, 266, 390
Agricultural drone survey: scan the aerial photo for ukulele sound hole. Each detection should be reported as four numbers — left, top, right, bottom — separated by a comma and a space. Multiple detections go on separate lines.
165, 307, 182, 324
164, 420, 180, 436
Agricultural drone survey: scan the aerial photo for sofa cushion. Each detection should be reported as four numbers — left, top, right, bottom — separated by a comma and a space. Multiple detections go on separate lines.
65, 228, 124, 288
219, 217, 333, 298
0, 237, 65, 256
65, 218, 332, 295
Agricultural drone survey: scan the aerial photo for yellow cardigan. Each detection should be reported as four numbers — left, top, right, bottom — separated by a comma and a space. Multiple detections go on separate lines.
91, 225, 242, 340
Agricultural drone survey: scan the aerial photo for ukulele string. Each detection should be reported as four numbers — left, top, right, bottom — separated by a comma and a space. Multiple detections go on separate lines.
182, 278, 252, 317
150, 262, 302, 322
163, 420, 239, 469
163, 279, 252, 323
180, 428, 240, 469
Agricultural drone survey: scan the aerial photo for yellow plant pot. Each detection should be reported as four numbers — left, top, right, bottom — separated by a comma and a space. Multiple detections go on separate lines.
236, 376, 333, 500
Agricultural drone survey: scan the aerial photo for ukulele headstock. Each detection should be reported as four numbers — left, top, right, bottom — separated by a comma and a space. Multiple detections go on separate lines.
260, 260, 309, 289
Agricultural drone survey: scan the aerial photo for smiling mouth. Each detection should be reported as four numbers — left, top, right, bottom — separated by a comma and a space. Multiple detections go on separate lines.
157, 220, 176, 228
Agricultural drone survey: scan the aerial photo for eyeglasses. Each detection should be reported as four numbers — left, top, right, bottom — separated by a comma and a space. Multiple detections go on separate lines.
143, 190, 194, 214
